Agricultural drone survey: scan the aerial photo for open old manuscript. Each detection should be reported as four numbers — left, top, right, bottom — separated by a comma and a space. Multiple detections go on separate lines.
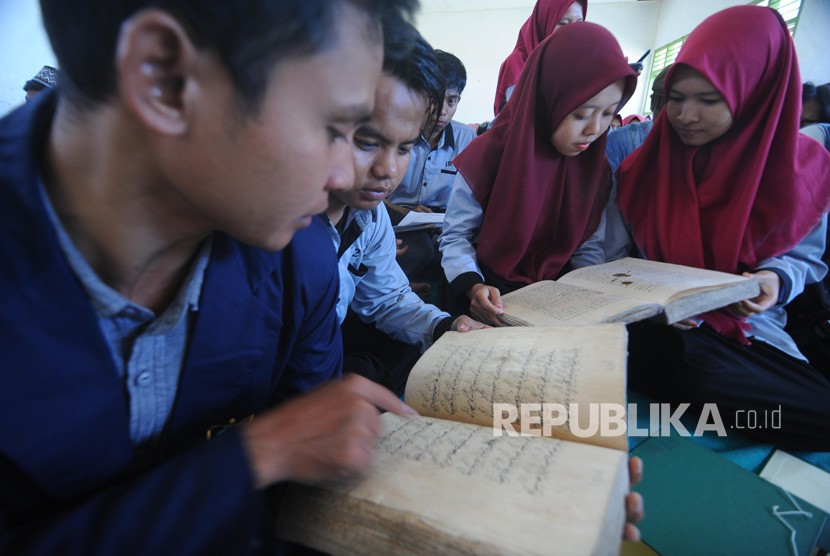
498, 257, 760, 327
276, 325, 630, 555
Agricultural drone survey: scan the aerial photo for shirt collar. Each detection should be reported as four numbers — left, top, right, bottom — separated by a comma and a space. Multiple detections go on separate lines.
441, 122, 456, 150
37, 179, 211, 321
421, 123, 456, 151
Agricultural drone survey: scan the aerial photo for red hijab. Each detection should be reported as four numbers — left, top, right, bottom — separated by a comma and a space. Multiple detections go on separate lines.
493, 0, 587, 116
617, 6, 830, 342
622, 114, 645, 126
456, 22, 636, 285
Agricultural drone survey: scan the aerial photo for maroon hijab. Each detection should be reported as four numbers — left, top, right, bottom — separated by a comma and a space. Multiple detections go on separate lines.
617, 6, 830, 342
493, 0, 587, 116
622, 114, 645, 126
456, 22, 636, 285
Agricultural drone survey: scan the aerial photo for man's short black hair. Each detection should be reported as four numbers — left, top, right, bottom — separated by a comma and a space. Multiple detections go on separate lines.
803, 81, 830, 124
39, 0, 418, 111
803, 81, 820, 104
435, 50, 466, 94
649, 64, 671, 115
382, 26, 444, 135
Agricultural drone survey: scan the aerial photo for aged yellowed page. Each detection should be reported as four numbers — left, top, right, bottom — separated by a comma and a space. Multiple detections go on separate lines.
558, 258, 757, 306
498, 280, 660, 326
276, 414, 629, 556
404, 325, 627, 451
500, 259, 759, 325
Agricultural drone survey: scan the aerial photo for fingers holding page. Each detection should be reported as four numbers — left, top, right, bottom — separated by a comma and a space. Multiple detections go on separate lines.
467, 284, 504, 326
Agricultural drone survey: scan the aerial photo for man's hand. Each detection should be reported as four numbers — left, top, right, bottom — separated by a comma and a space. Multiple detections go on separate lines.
395, 239, 409, 258
671, 318, 702, 331
241, 374, 417, 488
412, 205, 433, 213
466, 283, 504, 326
624, 456, 645, 541
384, 198, 411, 217
727, 270, 780, 318
451, 315, 488, 332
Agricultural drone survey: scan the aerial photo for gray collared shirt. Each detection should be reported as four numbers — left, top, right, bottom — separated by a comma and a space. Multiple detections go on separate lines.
39, 183, 211, 446
324, 206, 449, 351
388, 120, 476, 209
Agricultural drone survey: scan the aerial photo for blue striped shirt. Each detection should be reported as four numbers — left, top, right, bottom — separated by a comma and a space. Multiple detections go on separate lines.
39, 183, 211, 445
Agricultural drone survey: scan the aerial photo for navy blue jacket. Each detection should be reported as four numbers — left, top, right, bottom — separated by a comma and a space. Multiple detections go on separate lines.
0, 94, 343, 554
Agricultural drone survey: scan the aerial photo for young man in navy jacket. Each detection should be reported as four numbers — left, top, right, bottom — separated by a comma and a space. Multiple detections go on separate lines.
0, 0, 418, 553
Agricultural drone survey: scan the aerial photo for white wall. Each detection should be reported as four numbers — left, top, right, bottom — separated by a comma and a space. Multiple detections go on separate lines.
417, 0, 830, 124
0, 0, 827, 121
416, 4, 535, 125
0, 0, 56, 116
795, 0, 830, 85
415, 1, 661, 124
589, 2, 661, 119
651, 0, 743, 47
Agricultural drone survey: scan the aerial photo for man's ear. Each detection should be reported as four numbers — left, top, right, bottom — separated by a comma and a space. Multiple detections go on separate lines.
116, 9, 198, 136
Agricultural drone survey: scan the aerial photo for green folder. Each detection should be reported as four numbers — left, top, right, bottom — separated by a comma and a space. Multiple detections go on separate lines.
631, 435, 827, 556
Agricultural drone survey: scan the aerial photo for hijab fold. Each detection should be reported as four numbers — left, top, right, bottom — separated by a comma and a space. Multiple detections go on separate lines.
456, 22, 636, 285
616, 5, 830, 343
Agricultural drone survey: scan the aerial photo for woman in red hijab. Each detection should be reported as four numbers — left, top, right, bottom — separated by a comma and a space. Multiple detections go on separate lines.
616, 5, 830, 450
621, 114, 645, 126
493, 0, 586, 116
440, 22, 636, 324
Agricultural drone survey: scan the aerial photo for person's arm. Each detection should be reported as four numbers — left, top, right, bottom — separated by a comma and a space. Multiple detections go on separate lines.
800, 123, 830, 150
602, 184, 637, 262
350, 206, 451, 351
438, 176, 505, 324
275, 228, 346, 399
2, 378, 411, 555
730, 214, 828, 317
242, 374, 416, 487
438, 174, 485, 294
569, 211, 608, 269
602, 123, 653, 263
242, 226, 412, 536
383, 197, 412, 221
232, 231, 418, 528
758, 214, 828, 304
0, 227, 417, 555
0, 432, 265, 555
